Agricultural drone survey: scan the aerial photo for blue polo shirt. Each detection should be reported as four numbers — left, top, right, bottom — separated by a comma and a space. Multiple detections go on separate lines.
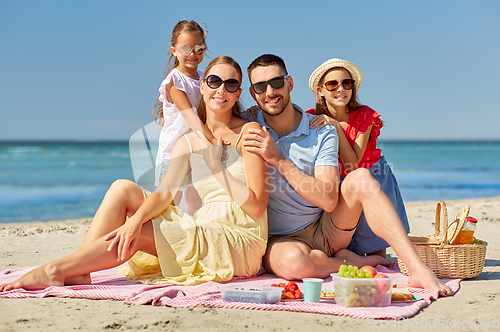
242, 106, 339, 235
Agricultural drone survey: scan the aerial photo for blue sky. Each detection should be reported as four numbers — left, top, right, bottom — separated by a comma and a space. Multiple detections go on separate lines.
1, 0, 499, 141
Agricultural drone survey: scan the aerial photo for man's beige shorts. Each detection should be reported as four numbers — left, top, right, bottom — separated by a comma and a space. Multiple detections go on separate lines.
262, 211, 357, 273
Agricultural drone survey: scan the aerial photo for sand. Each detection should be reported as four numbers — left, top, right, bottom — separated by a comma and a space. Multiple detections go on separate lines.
1, 197, 499, 331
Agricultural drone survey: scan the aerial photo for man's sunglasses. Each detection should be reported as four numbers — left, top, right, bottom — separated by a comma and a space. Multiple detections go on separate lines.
205, 75, 241, 93
174, 44, 207, 56
323, 79, 355, 91
250, 75, 289, 94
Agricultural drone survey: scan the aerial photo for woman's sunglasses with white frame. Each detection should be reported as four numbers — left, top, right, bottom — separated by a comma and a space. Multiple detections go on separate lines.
175, 44, 207, 56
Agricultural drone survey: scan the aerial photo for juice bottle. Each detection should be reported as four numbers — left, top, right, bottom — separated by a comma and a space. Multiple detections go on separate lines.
453, 216, 477, 244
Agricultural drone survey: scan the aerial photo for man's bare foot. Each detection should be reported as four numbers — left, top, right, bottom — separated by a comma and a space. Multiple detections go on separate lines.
407, 265, 452, 296
366, 248, 386, 259
0, 264, 64, 292
334, 248, 393, 271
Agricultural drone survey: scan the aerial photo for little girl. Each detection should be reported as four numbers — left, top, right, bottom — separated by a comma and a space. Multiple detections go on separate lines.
153, 20, 213, 213
307, 58, 410, 258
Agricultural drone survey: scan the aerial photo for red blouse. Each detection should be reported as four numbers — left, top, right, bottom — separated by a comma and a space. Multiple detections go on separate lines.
306, 106, 383, 177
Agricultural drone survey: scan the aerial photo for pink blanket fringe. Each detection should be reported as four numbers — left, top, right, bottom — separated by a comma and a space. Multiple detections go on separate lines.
0, 264, 460, 320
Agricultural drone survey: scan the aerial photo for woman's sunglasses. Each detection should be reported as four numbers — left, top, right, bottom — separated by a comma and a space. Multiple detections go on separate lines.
174, 44, 207, 56
323, 79, 355, 91
251, 75, 289, 94
205, 75, 241, 93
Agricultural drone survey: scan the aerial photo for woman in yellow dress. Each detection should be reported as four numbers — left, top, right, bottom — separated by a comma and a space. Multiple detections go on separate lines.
0, 56, 269, 291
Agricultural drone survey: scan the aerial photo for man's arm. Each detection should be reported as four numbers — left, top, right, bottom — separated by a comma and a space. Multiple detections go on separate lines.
242, 126, 339, 211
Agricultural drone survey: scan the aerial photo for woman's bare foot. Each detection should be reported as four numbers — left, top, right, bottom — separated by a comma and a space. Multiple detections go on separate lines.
334, 248, 394, 270
64, 273, 91, 286
0, 263, 65, 292
407, 265, 452, 296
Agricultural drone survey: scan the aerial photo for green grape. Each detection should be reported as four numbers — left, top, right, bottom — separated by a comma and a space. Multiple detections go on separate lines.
339, 264, 348, 273
357, 270, 365, 278
364, 272, 373, 278
349, 270, 357, 278
352, 266, 358, 273
338, 271, 345, 278
347, 265, 354, 272
360, 298, 371, 307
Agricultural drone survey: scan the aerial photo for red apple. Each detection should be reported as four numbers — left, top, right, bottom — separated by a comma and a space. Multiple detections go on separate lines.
373, 273, 391, 294
360, 266, 377, 277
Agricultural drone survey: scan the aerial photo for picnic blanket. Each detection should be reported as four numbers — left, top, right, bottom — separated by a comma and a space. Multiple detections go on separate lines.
0, 264, 460, 320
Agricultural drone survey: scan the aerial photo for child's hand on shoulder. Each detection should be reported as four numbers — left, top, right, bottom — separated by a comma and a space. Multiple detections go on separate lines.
242, 105, 259, 119
309, 114, 338, 130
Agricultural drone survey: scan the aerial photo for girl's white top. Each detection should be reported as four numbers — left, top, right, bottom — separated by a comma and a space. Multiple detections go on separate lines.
156, 68, 203, 159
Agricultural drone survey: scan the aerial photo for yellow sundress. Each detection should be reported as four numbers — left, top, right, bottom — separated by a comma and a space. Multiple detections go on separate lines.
119, 125, 268, 285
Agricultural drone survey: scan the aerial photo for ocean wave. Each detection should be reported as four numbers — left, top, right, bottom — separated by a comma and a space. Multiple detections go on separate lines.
0, 185, 109, 223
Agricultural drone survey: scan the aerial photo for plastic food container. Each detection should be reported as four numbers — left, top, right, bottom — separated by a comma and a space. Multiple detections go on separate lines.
331, 273, 394, 307
219, 285, 282, 304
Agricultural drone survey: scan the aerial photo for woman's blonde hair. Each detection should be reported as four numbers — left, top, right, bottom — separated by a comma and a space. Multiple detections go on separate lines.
153, 20, 206, 124
198, 56, 243, 124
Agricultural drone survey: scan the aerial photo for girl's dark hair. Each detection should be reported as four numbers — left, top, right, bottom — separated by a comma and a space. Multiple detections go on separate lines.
153, 20, 206, 125
314, 67, 364, 116
198, 56, 243, 124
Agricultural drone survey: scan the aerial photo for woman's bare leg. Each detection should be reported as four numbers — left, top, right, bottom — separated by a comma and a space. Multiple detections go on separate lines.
0, 221, 157, 292
80, 180, 146, 248
5, 179, 150, 288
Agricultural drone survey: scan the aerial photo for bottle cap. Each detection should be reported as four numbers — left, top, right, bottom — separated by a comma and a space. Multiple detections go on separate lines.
466, 216, 477, 223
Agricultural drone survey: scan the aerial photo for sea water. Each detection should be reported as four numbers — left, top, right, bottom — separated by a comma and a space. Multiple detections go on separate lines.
0, 142, 134, 223
380, 141, 500, 201
1, 140, 499, 223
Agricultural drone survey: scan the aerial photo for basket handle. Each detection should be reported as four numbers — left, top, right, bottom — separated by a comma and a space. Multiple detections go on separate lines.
434, 201, 449, 245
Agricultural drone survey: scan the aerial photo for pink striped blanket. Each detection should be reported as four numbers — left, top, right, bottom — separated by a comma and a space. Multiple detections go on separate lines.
0, 264, 460, 320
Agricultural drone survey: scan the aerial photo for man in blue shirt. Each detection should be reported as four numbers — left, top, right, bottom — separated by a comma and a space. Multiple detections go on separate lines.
242, 54, 451, 296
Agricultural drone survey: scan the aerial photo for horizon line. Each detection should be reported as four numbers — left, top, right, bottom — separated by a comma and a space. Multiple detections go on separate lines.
1, 138, 500, 144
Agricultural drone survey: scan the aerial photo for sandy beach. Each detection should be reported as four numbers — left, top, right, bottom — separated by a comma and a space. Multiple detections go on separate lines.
1, 197, 499, 331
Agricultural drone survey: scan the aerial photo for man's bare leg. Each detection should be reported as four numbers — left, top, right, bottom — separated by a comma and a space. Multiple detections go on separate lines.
339, 169, 451, 296
366, 249, 386, 258
264, 241, 392, 280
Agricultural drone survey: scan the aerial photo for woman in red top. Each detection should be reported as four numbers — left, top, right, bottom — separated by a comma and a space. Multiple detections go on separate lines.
307, 58, 409, 258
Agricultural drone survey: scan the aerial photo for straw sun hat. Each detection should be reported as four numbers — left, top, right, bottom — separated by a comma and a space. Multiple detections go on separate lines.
308, 58, 362, 93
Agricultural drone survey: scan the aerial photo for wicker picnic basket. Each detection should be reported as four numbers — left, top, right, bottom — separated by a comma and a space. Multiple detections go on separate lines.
397, 201, 487, 279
